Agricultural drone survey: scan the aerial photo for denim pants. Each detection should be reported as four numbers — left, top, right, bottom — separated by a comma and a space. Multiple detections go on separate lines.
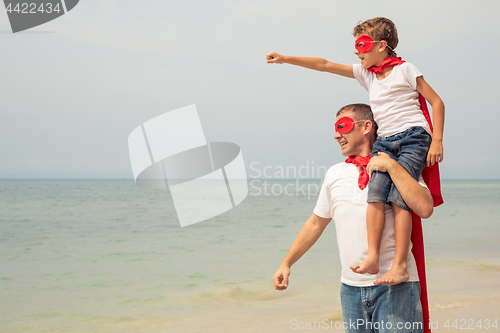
341, 282, 423, 333
367, 126, 431, 211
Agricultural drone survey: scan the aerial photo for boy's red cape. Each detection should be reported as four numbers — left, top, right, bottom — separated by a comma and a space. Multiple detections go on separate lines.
369, 58, 444, 333
412, 94, 443, 333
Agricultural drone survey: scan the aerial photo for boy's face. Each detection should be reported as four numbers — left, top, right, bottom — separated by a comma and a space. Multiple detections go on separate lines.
354, 34, 387, 69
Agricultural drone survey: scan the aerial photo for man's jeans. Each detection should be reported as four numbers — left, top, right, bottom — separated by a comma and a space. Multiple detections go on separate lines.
341, 282, 423, 333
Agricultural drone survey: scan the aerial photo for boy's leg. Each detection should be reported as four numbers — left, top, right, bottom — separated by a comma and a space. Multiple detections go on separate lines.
356, 139, 395, 275
350, 202, 385, 274
373, 204, 412, 285
374, 127, 431, 285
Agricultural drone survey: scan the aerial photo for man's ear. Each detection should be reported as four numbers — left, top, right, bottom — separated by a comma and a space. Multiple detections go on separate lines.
363, 120, 373, 135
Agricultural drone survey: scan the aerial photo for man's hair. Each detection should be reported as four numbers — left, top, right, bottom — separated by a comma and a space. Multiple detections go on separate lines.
336, 103, 378, 138
352, 17, 398, 57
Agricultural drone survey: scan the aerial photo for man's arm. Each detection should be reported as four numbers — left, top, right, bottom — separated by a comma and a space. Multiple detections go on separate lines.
273, 213, 331, 290
266, 52, 355, 78
367, 152, 434, 218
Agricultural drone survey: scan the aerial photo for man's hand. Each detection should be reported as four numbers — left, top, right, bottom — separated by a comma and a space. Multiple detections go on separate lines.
273, 264, 290, 290
366, 152, 396, 179
427, 140, 443, 167
266, 52, 285, 64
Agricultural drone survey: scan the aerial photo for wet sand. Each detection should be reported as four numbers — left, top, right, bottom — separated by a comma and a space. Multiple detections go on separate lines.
426, 259, 500, 333
157, 259, 500, 332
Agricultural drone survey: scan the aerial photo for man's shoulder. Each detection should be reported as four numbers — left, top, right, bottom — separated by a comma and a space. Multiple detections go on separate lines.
326, 161, 350, 172
324, 162, 355, 181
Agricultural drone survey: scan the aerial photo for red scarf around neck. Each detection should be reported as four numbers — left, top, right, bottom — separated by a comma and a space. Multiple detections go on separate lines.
367, 56, 405, 74
345, 155, 371, 190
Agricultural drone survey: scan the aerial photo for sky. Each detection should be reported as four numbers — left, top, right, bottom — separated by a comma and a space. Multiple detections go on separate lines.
1, 0, 499, 179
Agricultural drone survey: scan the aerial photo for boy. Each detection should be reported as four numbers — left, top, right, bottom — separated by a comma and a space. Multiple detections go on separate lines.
266, 17, 444, 285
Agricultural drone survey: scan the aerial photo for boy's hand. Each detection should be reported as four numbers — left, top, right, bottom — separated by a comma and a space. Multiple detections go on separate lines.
427, 140, 443, 166
266, 52, 285, 64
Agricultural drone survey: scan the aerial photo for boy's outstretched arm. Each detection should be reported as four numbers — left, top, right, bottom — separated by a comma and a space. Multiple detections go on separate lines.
266, 52, 354, 78
416, 76, 445, 167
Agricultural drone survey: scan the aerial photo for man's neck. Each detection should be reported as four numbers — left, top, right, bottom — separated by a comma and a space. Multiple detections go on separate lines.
353, 149, 372, 158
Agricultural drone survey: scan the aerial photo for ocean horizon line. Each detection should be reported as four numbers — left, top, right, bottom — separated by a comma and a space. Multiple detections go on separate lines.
1, 177, 500, 181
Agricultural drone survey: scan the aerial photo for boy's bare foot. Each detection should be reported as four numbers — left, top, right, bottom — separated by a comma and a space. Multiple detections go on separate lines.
350, 256, 379, 274
373, 265, 409, 285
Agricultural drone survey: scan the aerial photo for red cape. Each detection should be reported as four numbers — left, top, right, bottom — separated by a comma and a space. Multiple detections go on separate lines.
411, 94, 444, 333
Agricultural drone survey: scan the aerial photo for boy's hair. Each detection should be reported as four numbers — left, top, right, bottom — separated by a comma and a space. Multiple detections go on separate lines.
337, 103, 378, 139
352, 17, 398, 57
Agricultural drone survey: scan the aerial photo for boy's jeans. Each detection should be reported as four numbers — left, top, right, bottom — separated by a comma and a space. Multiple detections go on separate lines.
368, 126, 431, 211
340, 282, 423, 333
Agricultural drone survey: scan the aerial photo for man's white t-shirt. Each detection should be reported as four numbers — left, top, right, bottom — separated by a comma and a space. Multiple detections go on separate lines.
352, 62, 431, 138
313, 162, 424, 287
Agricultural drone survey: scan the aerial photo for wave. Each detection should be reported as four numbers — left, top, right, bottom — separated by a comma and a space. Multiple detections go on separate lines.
430, 300, 493, 311
426, 258, 500, 272
1, 312, 183, 333
171, 284, 293, 306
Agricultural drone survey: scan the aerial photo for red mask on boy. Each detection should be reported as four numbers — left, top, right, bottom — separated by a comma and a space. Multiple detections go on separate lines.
355, 35, 378, 53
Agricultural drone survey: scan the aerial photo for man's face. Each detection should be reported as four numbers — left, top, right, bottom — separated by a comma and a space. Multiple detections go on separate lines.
334, 110, 367, 157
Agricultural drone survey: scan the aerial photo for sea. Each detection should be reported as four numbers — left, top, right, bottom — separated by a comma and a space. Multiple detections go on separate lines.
1, 179, 499, 332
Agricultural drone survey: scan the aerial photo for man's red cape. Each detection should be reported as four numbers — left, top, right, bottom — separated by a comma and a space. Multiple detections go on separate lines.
412, 94, 444, 333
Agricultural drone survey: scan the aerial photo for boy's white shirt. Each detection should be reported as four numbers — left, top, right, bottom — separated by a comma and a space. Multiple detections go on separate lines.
353, 62, 431, 138
313, 162, 423, 287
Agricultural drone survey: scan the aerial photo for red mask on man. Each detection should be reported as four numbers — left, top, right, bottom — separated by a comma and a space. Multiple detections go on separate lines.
335, 116, 366, 134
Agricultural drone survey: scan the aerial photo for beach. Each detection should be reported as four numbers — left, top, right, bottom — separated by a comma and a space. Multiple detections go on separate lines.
427, 262, 500, 333
1, 179, 499, 332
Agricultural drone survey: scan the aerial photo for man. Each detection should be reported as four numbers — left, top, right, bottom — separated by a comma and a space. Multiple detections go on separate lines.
272, 103, 433, 333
